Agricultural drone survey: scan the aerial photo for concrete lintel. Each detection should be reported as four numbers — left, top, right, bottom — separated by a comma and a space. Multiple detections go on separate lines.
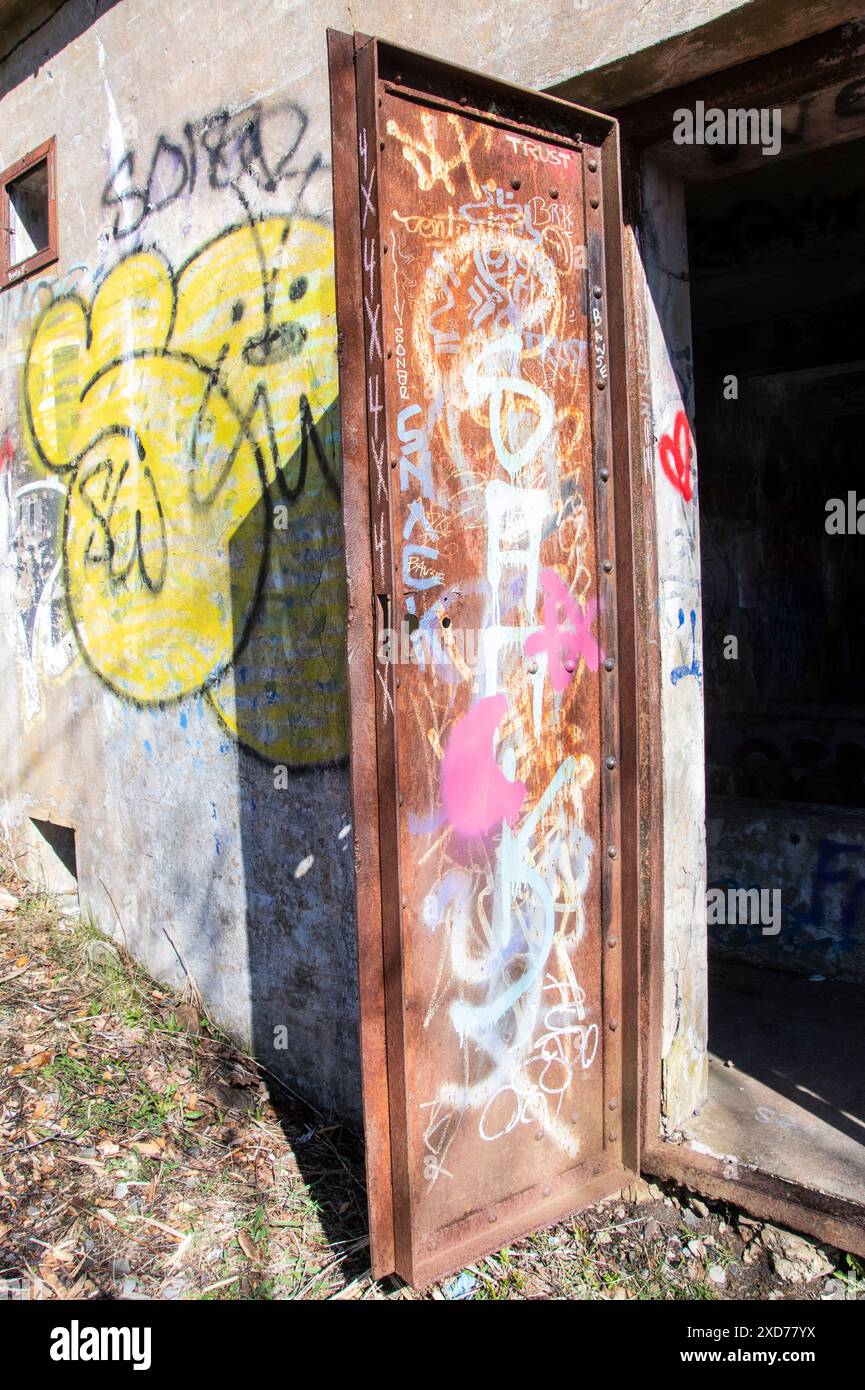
548, 0, 863, 111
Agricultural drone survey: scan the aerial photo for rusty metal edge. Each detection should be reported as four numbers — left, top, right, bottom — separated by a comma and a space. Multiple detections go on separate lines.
643, 1141, 865, 1258
327, 27, 396, 1280
379, 79, 586, 151
0, 134, 58, 291
583, 133, 625, 1177
615, 141, 667, 1166
372, 34, 616, 139
412, 1163, 634, 1290
601, 120, 642, 1181
382, 82, 641, 1286
334, 28, 649, 1288
353, 32, 418, 1284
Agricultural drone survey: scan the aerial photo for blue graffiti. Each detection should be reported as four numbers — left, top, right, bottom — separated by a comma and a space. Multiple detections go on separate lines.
809, 839, 865, 935
670, 608, 702, 688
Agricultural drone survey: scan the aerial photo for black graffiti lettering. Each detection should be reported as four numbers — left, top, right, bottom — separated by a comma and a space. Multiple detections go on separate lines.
101, 152, 147, 240
76, 428, 168, 594
103, 101, 326, 239
279, 394, 341, 506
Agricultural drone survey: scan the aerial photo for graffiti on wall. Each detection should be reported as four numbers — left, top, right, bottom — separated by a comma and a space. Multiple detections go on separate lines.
707, 833, 865, 979
102, 101, 330, 241
658, 408, 693, 503
365, 102, 608, 1224
19, 207, 346, 766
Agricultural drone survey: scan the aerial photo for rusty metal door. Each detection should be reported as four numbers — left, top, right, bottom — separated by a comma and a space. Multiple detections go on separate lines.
328, 31, 639, 1286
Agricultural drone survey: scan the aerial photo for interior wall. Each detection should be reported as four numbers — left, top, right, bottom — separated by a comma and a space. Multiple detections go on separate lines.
690, 139, 865, 984
638, 157, 708, 1133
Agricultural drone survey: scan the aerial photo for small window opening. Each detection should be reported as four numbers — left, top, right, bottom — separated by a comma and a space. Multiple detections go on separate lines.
1, 139, 57, 290
9, 161, 49, 264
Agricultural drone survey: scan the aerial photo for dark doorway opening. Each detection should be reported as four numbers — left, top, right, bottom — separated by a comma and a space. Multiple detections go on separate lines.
688, 135, 865, 1200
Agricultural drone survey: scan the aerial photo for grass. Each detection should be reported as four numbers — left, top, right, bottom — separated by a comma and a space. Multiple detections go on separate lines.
1, 874, 859, 1301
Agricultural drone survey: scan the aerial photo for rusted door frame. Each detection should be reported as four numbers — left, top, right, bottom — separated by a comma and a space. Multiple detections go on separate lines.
329, 29, 642, 1285
613, 25, 865, 1257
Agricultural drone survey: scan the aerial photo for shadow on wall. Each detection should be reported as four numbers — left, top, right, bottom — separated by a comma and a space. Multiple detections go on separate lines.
231, 397, 363, 1130
21, 211, 363, 1126
0, 0, 124, 87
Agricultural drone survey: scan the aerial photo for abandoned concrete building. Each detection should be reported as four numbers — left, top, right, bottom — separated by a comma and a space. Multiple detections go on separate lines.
1, 0, 864, 1282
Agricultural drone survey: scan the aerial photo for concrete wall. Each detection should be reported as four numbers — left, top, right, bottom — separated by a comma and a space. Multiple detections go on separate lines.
0, 0, 362, 1120
638, 158, 708, 1132
708, 798, 865, 982
0, 0, 805, 1124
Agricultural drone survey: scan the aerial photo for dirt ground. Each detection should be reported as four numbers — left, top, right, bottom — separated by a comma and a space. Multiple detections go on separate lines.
1, 874, 862, 1301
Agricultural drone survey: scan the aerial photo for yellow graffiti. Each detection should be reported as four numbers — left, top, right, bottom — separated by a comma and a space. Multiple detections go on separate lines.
23, 217, 346, 766
386, 111, 483, 200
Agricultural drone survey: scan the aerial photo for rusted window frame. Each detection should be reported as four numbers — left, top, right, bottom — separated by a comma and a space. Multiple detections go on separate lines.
0, 136, 58, 291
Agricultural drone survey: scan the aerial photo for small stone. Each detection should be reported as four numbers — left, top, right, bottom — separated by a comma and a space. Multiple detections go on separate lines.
709, 1264, 727, 1286
623, 1179, 656, 1204
686, 1239, 705, 1259
691, 1199, 710, 1218
682, 1208, 701, 1229
818, 1277, 842, 1301
643, 1219, 661, 1240
724, 1059, 735, 1068
84, 938, 120, 969
0, 888, 19, 911
760, 1224, 833, 1283
160, 1277, 187, 1301
594, 1230, 611, 1246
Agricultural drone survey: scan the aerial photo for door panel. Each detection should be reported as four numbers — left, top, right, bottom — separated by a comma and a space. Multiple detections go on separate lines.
329, 31, 638, 1286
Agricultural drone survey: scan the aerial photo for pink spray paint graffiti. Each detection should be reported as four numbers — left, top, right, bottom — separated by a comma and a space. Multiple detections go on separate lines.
658, 408, 694, 502
440, 693, 527, 836
526, 566, 602, 690
362, 85, 623, 1247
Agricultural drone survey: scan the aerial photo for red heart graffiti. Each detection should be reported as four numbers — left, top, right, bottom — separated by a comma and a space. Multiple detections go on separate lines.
658, 409, 693, 502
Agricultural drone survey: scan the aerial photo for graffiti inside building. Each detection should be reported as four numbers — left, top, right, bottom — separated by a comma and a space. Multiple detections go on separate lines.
20, 214, 347, 767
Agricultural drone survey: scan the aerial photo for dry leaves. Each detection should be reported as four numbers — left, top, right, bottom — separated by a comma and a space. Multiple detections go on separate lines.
0, 880, 370, 1300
